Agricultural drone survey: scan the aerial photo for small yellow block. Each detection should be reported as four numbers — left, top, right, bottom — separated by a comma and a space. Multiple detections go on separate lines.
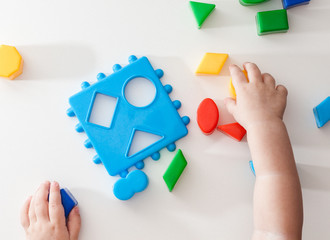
195, 53, 228, 75
229, 70, 248, 99
0, 45, 24, 80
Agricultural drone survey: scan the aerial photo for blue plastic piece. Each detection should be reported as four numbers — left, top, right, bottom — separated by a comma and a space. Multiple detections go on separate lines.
60, 188, 78, 218
113, 170, 149, 200
313, 97, 330, 128
282, 0, 310, 9
67, 55, 190, 200
249, 160, 256, 176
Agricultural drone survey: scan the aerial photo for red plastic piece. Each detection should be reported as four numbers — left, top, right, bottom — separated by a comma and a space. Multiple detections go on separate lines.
197, 98, 219, 135
217, 122, 246, 141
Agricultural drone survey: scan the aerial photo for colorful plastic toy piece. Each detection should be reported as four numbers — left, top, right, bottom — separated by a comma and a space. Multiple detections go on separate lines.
249, 160, 256, 176
229, 69, 248, 99
256, 9, 289, 36
240, 0, 269, 6
67, 55, 190, 200
217, 122, 246, 141
195, 53, 228, 75
60, 188, 78, 218
282, 0, 310, 9
197, 98, 219, 135
190, 1, 215, 29
313, 97, 330, 128
163, 149, 187, 192
0, 45, 23, 80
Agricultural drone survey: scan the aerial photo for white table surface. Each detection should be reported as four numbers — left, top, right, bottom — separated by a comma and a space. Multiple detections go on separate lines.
1, 0, 330, 239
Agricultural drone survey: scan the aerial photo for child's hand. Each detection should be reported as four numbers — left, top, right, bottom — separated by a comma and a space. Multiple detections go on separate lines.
20, 181, 81, 240
225, 63, 288, 130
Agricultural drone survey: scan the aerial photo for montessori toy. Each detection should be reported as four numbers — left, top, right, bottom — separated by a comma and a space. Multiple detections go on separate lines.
313, 97, 330, 128
229, 69, 248, 99
60, 188, 78, 218
197, 98, 219, 135
190, 1, 215, 29
0, 45, 23, 80
239, 0, 268, 6
67, 55, 190, 200
217, 122, 246, 141
282, 0, 310, 9
196, 53, 228, 75
163, 149, 187, 192
249, 161, 256, 176
256, 9, 289, 36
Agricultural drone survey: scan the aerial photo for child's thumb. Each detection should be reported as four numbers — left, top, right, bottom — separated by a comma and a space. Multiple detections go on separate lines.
224, 98, 237, 116
68, 207, 81, 240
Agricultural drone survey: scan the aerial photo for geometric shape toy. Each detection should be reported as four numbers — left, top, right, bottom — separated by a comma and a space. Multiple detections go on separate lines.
217, 122, 246, 141
239, 0, 269, 6
229, 69, 249, 99
249, 160, 256, 176
0, 45, 24, 80
256, 9, 289, 36
313, 96, 330, 128
67, 55, 190, 200
163, 149, 187, 192
190, 1, 216, 29
282, 0, 310, 9
195, 53, 228, 75
197, 98, 219, 135
60, 188, 78, 218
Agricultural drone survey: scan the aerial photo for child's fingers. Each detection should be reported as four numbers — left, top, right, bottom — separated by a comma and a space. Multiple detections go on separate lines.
20, 196, 32, 229
276, 85, 288, 96
243, 62, 263, 83
28, 195, 37, 224
48, 181, 65, 226
229, 64, 249, 90
262, 73, 276, 88
67, 207, 81, 240
34, 181, 51, 222
224, 97, 237, 116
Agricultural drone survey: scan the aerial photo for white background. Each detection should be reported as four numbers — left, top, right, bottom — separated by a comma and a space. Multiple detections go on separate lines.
1, 0, 330, 239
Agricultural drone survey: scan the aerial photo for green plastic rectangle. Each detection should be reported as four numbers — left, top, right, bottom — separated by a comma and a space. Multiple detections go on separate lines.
256, 9, 289, 36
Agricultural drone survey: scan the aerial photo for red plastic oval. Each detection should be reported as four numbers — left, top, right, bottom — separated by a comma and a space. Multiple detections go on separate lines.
197, 98, 219, 135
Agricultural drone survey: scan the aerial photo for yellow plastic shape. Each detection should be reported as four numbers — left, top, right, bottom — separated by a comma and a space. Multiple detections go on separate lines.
229, 70, 248, 99
195, 53, 228, 75
0, 45, 23, 80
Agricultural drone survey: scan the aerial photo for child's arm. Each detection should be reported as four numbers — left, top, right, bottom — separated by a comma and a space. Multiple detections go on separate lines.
225, 63, 303, 240
20, 181, 81, 240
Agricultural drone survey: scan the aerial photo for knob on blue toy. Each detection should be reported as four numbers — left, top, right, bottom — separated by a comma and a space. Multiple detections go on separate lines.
113, 170, 149, 200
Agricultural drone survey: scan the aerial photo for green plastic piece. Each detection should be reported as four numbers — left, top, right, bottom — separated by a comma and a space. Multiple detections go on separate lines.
163, 149, 187, 192
190, 1, 216, 29
256, 9, 289, 36
239, 0, 269, 6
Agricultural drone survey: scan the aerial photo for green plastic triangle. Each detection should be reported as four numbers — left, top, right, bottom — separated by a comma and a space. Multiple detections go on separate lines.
190, 1, 216, 29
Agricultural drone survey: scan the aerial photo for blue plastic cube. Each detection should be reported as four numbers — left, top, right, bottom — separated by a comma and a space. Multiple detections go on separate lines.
60, 188, 78, 218
282, 0, 310, 9
313, 97, 330, 128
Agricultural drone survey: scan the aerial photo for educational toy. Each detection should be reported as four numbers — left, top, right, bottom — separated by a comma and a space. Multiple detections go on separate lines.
196, 53, 228, 75
190, 1, 215, 29
256, 9, 289, 36
240, 0, 269, 6
313, 97, 330, 128
249, 161, 256, 176
217, 122, 246, 141
0, 45, 23, 80
282, 0, 310, 9
197, 98, 219, 135
67, 55, 190, 200
163, 149, 187, 192
60, 188, 78, 218
229, 70, 248, 99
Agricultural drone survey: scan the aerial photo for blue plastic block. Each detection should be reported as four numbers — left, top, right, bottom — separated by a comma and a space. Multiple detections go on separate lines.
60, 188, 78, 218
313, 97, 330, 128
67, 55, 190, 200
282, 0, 310, 9
249, 160, 256, 176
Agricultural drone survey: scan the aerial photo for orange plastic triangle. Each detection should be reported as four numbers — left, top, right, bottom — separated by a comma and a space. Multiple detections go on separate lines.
217, 122, 246, 141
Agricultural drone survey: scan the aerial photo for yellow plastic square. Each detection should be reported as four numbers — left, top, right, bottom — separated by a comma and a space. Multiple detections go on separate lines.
0, 45, 23, 80
195, 53, 228, 75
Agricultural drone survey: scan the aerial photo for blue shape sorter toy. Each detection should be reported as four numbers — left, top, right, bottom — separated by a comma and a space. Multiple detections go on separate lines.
60, 188, 78, 218
67, 55, 190, 200
313, 97, 330, 128
282, 0, 310, 9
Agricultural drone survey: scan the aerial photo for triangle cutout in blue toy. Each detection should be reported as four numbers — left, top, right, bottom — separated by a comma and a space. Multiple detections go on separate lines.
127, 130, 163, 157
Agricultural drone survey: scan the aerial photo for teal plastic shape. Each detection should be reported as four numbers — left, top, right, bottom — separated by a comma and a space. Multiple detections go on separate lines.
240, 0, 269, 6
67, 55, 190, 200
190, 1, 215, 29
256, 9, 289, 36
163, 149, 187, 192
313, 97, 330, 128
249, 161, 256, 176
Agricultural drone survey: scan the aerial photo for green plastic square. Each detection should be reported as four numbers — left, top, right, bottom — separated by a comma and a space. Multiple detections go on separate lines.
256, 9, 289, 36
239, 0, 269, 6
163, 149, 187, 192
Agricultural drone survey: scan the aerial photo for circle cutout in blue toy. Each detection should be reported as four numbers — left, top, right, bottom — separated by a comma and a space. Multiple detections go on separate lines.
124, 77, 156, 107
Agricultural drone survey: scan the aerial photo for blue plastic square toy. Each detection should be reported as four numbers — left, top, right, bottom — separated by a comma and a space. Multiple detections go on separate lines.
60, 188, 78, 218
67, 55, 190, 200
313, 97, 330, 128
282, 0, 310, 9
